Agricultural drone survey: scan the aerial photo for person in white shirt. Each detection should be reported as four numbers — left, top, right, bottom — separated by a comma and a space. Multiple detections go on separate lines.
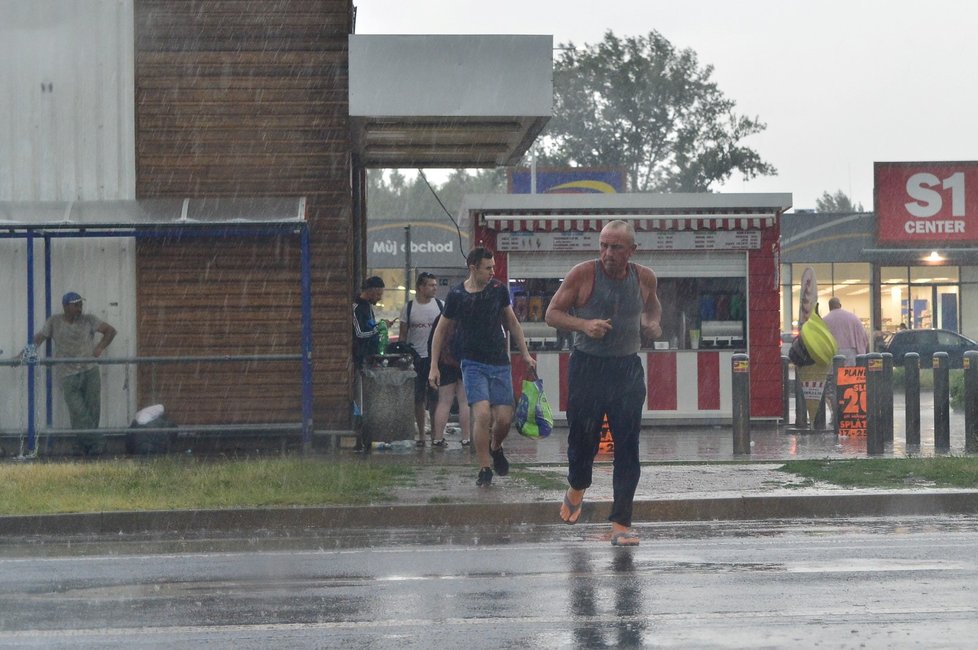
399, 272, 444, 446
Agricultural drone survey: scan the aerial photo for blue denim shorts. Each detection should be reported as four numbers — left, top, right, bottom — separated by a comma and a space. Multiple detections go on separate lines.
461, 359, 515, 407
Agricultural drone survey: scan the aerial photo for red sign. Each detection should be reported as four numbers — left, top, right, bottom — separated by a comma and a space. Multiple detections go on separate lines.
876, 161, 978, 243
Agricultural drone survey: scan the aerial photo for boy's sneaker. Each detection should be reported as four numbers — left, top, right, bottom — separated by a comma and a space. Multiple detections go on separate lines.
476, 467, 493, 487
490, 446, 509, 476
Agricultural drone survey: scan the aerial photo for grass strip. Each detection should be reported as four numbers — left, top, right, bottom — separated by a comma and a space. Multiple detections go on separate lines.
780, 457, 978, 489
0, 457, 413, 516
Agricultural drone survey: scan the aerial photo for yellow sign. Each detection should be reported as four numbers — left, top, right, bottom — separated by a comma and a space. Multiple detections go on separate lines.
733, 359, 750, 373
868, 358, 883, 371
836, 366, 867, 438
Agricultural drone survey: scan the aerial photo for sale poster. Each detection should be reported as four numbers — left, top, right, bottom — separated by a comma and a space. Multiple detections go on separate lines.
836, 366, 867, 437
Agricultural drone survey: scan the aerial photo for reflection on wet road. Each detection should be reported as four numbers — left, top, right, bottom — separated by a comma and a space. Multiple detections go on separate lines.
3, 516, 978, 647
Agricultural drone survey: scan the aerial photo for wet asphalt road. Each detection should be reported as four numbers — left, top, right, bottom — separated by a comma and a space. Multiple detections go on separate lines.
3, 516, 978, 648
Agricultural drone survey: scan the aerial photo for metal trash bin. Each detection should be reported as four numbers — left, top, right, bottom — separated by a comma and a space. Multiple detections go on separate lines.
361, 354, 416, 443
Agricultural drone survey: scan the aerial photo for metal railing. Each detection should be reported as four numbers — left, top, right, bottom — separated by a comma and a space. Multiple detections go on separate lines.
2, 351, 311, 457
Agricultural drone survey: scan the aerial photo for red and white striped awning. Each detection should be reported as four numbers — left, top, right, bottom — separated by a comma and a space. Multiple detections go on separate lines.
481, 214, 777, 232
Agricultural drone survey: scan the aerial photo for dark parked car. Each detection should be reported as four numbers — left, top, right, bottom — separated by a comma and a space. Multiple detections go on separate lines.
881, 328, 978, 368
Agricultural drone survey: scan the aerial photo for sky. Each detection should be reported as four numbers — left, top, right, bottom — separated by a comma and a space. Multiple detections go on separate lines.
354, 0, 978, 212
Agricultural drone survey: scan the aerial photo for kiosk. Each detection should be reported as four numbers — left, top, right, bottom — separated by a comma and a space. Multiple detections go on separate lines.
462, 192, 792, 423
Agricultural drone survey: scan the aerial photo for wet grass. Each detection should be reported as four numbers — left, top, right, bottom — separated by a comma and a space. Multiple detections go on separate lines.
516, 468, 567, 491
780, 457, 978, 489
0, 457, 412, 515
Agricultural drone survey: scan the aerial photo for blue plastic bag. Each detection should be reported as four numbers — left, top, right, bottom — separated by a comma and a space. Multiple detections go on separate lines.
515, 375, 553, 439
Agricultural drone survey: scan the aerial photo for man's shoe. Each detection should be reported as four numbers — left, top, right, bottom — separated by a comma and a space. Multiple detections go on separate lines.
476, 467, 493, 487
490, 446, 509, 476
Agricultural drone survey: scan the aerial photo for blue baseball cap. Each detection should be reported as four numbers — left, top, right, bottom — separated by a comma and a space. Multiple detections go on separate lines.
62, 291, 84, 305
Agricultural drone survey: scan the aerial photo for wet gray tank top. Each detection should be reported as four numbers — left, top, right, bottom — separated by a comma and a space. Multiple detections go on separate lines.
573, 261, 642, 356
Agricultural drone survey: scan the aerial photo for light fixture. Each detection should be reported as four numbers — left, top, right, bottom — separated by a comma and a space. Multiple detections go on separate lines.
924, 251, 944, 263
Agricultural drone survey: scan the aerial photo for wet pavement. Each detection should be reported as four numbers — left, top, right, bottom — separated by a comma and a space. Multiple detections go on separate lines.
1, 390, 976, 542
3, 516, 978, 648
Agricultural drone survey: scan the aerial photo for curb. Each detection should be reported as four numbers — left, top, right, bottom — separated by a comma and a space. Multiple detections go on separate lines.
3, 491, 978, 538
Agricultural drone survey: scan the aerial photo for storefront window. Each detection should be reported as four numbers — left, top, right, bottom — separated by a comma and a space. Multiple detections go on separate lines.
881, 266, 908, 284
785, 263, 871, 333
879, 265, 961, 333
910, 266, 959, 283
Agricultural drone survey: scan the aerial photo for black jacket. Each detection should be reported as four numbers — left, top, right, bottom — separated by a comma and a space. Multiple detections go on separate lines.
353, 297, 380, 366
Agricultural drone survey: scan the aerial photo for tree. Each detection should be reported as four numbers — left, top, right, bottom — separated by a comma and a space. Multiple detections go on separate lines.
536, 30, 776, 192
367, 168, 505, 221
815, 190, 864, 213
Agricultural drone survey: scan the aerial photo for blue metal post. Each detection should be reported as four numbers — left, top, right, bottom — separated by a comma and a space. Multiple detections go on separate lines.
299, 223, 314, 452
43, 233, 54, 436
26, 230, 37, 455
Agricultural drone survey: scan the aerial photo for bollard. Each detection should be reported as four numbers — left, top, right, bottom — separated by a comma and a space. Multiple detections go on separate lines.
732, 353, 751, 455
965, 351, 978, 454
881, 353, 894, 443
904, 353, 921, 447
814, 388, 827, 430
831, 355, 845, 437
781, 355, 790, 424
865, 353, 884, 455
933, 352, 950, 451
794, 364, 807, 427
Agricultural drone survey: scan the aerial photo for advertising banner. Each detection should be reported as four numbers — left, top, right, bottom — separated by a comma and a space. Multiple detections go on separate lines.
876, 161, 978, 243
835, 366, 867, 437
509, 168, 626, 194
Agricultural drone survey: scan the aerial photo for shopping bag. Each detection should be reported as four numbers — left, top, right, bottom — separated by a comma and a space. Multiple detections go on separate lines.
515, 372, 553, 439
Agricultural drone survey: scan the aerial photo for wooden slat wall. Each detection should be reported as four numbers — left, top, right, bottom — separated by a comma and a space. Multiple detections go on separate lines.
134, 0, 355, 428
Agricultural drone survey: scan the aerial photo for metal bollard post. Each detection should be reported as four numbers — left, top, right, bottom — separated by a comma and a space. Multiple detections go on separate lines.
831, 355, 845, 437
965, 351, 978, 454
732, 353, 751, 455
814, 388, 827, 430
865, 353, 884, 455
933, 352, 950, 451
794, 364, 807, 427
781, 355, 790, 424
904, 353, 921, 447
881, 352, 894, 443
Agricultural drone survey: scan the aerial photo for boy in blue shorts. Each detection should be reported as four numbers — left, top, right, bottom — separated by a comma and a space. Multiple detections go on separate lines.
428, 247, 535, 486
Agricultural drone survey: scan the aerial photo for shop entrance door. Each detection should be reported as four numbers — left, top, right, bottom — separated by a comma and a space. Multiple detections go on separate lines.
907, 284, 959, 331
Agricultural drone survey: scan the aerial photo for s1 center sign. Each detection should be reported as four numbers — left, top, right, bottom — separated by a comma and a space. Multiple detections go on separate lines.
876, 161, 978, 243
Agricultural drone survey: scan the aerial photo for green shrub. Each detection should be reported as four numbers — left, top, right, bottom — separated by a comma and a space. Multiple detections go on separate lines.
890, 366, 935, 390
951, 370, 965, 411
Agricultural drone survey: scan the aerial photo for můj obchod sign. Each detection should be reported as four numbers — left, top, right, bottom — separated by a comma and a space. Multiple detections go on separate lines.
876, 161, 978, 243
836, 366, 867, 437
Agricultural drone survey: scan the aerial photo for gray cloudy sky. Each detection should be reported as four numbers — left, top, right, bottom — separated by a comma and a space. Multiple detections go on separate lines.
355, 0, 978, 212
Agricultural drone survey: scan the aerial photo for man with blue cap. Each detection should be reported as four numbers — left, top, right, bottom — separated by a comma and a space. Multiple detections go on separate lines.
32, 291, 117, 455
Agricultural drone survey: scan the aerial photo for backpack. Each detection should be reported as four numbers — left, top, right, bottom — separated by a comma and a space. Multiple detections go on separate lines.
428, 314, 460, 368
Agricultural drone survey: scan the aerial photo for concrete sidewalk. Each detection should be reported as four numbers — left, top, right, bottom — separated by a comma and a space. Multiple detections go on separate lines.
3, 416, 978, 540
